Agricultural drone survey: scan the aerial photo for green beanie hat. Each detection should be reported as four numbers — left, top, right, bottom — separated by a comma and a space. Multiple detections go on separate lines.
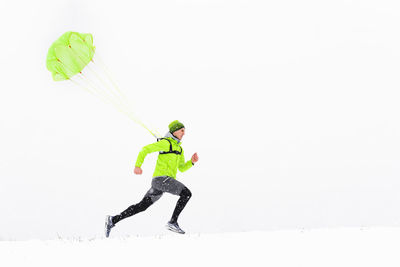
169, 120, 185, 133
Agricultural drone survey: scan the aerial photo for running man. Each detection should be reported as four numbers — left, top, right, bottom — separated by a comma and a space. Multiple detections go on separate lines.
105, 120, 199, 237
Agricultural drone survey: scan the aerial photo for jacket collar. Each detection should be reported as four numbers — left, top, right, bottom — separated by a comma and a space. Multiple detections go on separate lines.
164, 132, 181, 144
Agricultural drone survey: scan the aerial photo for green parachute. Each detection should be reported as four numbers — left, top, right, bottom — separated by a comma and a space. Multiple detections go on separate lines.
46, 31, 160, 138
46, 32, 95, 81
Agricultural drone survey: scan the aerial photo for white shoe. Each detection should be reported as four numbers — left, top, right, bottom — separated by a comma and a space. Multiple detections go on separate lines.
166, 221, 185, 234
105, 215, 114, 238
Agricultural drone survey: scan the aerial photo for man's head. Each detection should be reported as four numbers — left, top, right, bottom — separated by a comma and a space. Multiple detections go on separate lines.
169, 120, 185, 140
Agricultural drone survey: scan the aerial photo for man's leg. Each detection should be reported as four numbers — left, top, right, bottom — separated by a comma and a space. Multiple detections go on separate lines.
170, 187, 192, 223
152, 176, 192, 224
112, 188, 163, 225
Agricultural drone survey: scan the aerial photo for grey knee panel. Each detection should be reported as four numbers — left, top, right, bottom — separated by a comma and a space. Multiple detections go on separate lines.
144, 187, 163, 203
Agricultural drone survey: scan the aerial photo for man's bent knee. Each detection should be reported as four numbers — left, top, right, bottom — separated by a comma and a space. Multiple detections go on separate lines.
180, 187, 192, 199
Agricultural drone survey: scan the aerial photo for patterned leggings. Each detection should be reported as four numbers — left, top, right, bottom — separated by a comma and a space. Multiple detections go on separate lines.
112, 176, 192, 224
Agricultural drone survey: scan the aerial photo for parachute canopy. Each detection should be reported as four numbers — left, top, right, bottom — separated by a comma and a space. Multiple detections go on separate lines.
46, 31, 95, 81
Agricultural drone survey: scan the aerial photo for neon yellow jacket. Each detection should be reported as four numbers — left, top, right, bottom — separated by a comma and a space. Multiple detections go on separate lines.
135, 133, 193, 179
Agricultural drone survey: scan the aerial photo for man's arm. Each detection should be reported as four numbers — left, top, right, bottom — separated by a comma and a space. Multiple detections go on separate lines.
135, 139, 169, 168
178, 151, 198, 173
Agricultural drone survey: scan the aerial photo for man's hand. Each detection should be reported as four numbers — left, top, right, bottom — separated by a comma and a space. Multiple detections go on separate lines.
134, 166, 143, 175
191, 153, 199, 164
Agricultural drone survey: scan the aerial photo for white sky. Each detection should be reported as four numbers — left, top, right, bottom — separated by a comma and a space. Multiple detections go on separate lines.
0, 0, 399, 240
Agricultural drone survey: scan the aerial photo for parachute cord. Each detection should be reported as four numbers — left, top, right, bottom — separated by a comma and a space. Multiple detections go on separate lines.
56, 58, 103, 99
90, 59, 161, 139
94, 53, 161, 138
56, 54, 126, 115
78, 73, 134, 119
91, 53, 160, 139
56, 57, 141, 128
62, 46, 161, 139
67, 47, 130, 111
86, 63, 130, 110
69, 46, 161, 139
64, 60, 142, 130
75, 73, 153, 133
90, 56, 137, 114
69, 78, 95, 95
92, 54, 136, 113
83, 62, 148, 132
76, 72, 160, 139
82, 65, 159, 139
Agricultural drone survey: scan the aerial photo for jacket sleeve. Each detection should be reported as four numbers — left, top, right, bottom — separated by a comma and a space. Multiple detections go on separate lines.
178, 150, 193, 173
135, 140, 169, 167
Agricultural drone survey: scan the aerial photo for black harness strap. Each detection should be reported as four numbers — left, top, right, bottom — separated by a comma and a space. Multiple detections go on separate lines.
157, 138, 182, 155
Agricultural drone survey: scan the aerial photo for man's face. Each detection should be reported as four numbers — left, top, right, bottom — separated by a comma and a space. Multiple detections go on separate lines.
173, 128, 185, 140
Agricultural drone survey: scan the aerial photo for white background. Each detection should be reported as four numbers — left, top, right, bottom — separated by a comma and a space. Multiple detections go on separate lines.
0, 0, 399, 240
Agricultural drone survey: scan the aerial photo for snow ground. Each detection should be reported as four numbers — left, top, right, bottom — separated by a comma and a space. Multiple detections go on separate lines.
1, 227, 399, 267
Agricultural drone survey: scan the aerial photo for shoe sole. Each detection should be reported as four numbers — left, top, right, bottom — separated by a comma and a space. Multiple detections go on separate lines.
166, 225, 185, 234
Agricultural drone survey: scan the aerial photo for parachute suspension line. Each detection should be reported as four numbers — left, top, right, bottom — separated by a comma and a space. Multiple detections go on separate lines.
89, 52, 160, 138
60, 54, 137, 124
56, 54, 123, 116
86, 63, 128, 109
66, 47, 127, 109
90, 56, 135, 114
74, 73, 144, 124
67, 48, 140, 122
83, 62, 160, 139
92, 54, 133, 110
66, 47, 160, 139
94, 53, 161, 139
54, 58, 101, 99
69, 77, 95, 95
92, 53, 136, 115
78, 72, 138, 121
83, 62, 144, 128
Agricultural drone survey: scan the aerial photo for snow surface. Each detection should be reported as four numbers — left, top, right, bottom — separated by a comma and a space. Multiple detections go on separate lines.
1, 227, 400, 267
